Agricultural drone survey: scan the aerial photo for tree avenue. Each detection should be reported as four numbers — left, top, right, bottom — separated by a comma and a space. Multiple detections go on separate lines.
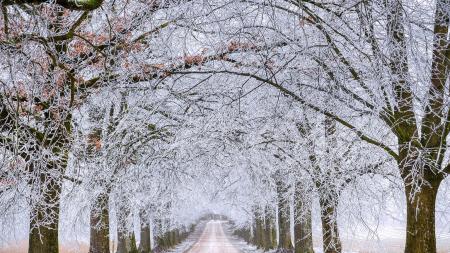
0, 1, 449, 253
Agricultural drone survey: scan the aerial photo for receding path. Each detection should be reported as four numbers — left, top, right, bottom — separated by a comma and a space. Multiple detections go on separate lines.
185, 221, 241, 253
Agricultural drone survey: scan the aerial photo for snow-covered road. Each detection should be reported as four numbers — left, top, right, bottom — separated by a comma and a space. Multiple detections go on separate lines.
185, 221, 241, 253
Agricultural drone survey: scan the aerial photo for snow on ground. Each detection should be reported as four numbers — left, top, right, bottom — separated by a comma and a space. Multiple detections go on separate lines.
167, 220, 265, 253
166, 220, 208, 253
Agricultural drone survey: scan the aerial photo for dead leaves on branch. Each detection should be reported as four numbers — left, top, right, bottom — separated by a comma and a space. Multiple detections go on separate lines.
68, 33, 109, 57
127, 40, 282, 81
183, 54, 205, 66
298, 16, 316, 27
227, 41, 257, 52
87, 131, 102, 152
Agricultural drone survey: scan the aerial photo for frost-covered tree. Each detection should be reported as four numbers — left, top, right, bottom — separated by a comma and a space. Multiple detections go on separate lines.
0, 0, 203, 251
171, 0, 450, 252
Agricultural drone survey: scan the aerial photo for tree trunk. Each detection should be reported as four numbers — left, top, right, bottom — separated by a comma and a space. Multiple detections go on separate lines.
28, 170, 62, 253
154, 219, 166, 250
294, 194, 313, 253
117, 202, 133, 253
170, 230, 177, 247
117, 232, 139, 253
89, 193, 110, 253
272, 219, 277, 249
29, 208, 60, 253
277, 179, 292, 251
263, 208, 275, 250
319, 195, 341, 253
138, 212, 151, 253
403, 177, 441, 253
117, 231, 131, 253
130, 232, 139, 253
254, 212, 264, 248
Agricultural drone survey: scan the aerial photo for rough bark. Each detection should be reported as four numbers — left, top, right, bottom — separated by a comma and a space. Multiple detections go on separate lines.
154, 219, 166, 250
254, 211, 265, 248
276, 178, 292, 251
170, 230, 178, 246
117, 232, 138, 253
89, 193, 110, 253
263, 208, 276, 250
29, 221, 59, 253
319, 194, 341, 253
130, 233, 139, 253
294, 188, 314, 253
117, 231, 131, 253
402, 165, 443, 253
29, 204, 60, 253
404, 187, 439, 253
117, 203, 135, 253
318, 117, 341, 253
272, 219, 277, 249
138, 212, 151, 253
28, 166, 62, 253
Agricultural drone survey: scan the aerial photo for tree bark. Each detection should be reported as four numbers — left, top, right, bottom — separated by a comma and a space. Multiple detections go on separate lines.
138, 212, 151, 253
154, 219, 166, 250
294, 191, 314, 253
254, 211, 264, 248
263, 208, 276, 250
118, 232, 139, 253
28, 205, 60, 253
276, 179, 292, 252
403, 173, 442, 253
117, 231, 131, 253
89, 193, 110, 253
130, 233, 139, 253
117, 203, 134, 253
170, 230, 177, 247
28, 168, 62, 253
319, 194, 341, 253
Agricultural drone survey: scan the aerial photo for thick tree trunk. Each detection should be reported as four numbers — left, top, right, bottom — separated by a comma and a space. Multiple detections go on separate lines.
117, 202, 136, 253
139, 225, 151, 253
170, 230, 177, 246
29, 209, 60, 253
89, 193, 110, 253
319, 195, 341, 253
403, 177, 441, 253
272, 219, 277, 249
155, 219, 174, 250
28, 170, 62, 253
117, 232, 138, 253
263, 208, 275, 250
138, 212, 151, 253
254, 212, 265, 248
318, 117, 341, 253
117, 230, 131, 253
130, 233, 139, 253
154, 219, 166, 250
277, 179, 292, 252
294, 194, 313, 253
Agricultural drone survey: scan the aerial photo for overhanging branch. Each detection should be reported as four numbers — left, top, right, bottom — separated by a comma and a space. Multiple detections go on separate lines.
173, 69, 400, 161
3, 0, 103, 10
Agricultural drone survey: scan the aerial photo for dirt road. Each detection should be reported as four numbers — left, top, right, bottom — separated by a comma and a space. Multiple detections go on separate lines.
185, 221, 241, 253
